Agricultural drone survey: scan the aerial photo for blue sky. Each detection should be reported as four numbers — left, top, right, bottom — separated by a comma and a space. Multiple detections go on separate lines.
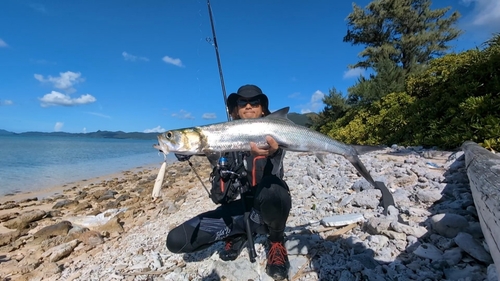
1, 0, 499, 133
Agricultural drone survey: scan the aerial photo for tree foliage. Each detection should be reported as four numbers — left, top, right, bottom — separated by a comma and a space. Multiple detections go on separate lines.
315, 34, 500, 151
311, 88, 350, 134
347, 59, 406, 105
344, 0, 462, 72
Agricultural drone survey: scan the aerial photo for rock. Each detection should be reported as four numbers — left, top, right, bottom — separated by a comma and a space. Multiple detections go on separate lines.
52, 199, 79, 209
390, 221, 427, 238
380, 230, 406, 241
0, 229, 28, 246
442, 247, 462, 266
42, 239, 79, 262
79, 230, 104, 246
413, 243, 443, 261
430, 213, 469, 238
487, 264, 499, 281
0, 212, 19, 222
416, 189, 442, 203
34, 221, 73, 239
444, 265, 485, 281
3, 210, 46, 229
365, 217, 391, 235
285, 235, 310, 255
74, 201, 93, 212
321, 213, 364, 227
454, 232, 493, 264
96, 217, 124, 234
352, 189, 382, 209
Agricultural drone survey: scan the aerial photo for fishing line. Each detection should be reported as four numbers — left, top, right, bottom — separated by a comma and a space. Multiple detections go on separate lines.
207, 0, 230, 121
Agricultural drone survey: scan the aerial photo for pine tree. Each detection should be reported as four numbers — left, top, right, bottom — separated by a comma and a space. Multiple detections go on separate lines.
344, 0, 462, 72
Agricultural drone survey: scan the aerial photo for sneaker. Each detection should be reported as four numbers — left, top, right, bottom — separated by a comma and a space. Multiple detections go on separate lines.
219, 235, 247, 261
266, 240, 290, 280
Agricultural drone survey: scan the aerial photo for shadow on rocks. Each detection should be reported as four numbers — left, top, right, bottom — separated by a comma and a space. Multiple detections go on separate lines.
392, 151, 495, 281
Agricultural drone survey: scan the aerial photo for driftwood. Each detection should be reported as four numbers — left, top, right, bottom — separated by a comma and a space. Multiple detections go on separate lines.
462, 141, 500, 277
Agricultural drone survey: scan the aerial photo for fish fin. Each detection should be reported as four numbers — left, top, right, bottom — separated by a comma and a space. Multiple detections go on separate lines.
265, 107, 292, 122
352, 144, 386, 155
205, 152, 221, 168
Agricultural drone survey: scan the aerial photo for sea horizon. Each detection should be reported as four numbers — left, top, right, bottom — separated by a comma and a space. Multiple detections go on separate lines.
0, 135, 175, 196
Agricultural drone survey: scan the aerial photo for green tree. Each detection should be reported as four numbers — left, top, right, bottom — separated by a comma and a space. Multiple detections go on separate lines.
311, 88, 350, 134
344, 0, 462, 73
347, 58, 406, 105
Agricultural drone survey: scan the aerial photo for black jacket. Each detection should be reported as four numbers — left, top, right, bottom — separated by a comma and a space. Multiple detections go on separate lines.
209, 148, 285, 204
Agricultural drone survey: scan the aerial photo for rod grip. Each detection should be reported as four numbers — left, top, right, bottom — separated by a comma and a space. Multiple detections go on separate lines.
244, 212, 256, 263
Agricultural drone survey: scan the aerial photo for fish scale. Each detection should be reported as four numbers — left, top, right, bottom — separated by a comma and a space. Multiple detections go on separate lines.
156, 107, 395, 211
200, 117, 353, 156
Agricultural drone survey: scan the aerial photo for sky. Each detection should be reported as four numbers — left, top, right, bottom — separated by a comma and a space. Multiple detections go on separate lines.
0, 0, 499, 134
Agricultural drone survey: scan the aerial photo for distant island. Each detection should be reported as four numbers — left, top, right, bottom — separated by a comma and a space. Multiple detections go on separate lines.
0, 129, 159, 140
0, 112, 317, 140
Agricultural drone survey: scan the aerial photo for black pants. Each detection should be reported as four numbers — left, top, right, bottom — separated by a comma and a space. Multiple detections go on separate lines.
166, 175, 292, 253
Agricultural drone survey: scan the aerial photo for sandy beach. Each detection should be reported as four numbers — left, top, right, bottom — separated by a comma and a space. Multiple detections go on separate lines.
0, 156, 212, 280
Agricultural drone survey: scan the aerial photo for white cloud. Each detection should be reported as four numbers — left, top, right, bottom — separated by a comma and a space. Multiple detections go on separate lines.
144, 126, 166, 133
86, 112, 111, 118
343, 68, 365, 79
83, 127, 87, 134
172, 109, 194, 119
0, 39, 8, 48
162, 56, 184, 67
39, 91, 96, 107
0, 99, 13, 105
300, 90, 325, 114
288, 92, 301, 99
34, 71, 84, 93
54, 122, 64, 132
202, 113, 217, 119
122, 51, 149, 62
460, 0, 500, 28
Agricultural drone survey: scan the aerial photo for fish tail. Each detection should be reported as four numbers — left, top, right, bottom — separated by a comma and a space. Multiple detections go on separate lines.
345, 154, 376, 186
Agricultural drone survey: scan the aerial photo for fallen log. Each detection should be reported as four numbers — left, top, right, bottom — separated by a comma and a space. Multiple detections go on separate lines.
462, 141, 500, 278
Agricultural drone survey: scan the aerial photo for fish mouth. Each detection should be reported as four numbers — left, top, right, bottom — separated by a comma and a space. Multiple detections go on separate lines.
154, 135, 171, 154
153, 143, 166, 153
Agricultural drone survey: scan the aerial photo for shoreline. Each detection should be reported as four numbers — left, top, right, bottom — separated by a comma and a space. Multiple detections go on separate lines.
0, 161, 167, 205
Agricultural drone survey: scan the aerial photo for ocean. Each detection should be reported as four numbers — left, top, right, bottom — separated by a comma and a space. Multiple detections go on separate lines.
0, 135, 175, 196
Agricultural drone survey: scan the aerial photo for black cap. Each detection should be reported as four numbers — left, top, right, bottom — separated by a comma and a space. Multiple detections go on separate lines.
227, 84, 270, 115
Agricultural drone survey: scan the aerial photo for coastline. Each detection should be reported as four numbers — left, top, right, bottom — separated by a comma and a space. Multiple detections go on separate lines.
1, 150, 497, 280
0, 162, 165, 205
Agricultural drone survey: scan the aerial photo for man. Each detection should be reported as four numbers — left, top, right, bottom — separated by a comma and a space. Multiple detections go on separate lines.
166, 84, 292, 280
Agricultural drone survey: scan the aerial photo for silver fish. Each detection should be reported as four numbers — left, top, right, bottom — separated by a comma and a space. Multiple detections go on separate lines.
155, 107, 395, 210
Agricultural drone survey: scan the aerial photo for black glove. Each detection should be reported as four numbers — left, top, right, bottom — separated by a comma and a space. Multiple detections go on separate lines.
175, 154, 192, 162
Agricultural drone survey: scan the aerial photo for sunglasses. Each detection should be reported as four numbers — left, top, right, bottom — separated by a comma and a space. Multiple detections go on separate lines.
237, 98, 261, 107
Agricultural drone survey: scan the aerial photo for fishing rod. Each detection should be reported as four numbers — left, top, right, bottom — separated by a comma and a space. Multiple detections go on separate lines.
206, 0, 231, 121
206, 0, 257, 263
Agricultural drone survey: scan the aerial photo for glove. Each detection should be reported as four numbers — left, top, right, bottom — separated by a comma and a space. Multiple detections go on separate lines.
175, 154, 192, 162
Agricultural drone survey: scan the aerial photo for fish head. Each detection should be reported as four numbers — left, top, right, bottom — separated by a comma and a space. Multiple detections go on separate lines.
156, 128, 203, 155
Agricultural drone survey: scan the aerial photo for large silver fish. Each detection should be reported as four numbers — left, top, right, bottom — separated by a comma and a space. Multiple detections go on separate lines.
155, 107, 395, 210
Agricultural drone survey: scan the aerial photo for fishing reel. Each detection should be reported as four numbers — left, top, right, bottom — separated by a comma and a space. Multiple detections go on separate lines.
217, 156, 248, 191
218, 157, 247, 178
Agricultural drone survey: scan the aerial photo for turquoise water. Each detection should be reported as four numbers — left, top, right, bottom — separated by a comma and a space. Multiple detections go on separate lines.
0, 135, 174, 196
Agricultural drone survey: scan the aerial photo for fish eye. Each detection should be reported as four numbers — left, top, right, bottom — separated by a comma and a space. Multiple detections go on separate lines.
166, 131, 172, 139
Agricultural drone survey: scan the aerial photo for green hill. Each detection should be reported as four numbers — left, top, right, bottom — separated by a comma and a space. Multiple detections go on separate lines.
287, 112, 317, 127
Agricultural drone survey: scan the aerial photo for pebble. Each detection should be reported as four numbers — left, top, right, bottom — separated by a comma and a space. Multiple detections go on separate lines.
0, 147, 496, 281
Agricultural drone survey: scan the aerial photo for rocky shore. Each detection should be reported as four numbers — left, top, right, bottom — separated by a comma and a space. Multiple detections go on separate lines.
0, 147, 498, 281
